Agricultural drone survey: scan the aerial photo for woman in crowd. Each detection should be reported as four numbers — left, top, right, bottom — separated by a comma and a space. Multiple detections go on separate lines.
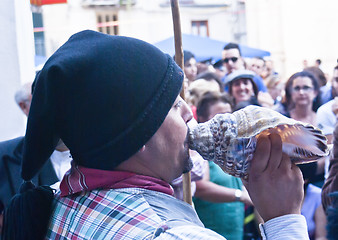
183, 50, 198, 83
223, 69, 259, 109
288, 71, 320, 124
274, 71, 320, 122
264, 73, 284, 105
193, 91, 252, 240
274, 71, 327, 239
173, 50, 198, 84
186, 71, 224, 119
223, 69, 275, 110
276, 72, 324, 183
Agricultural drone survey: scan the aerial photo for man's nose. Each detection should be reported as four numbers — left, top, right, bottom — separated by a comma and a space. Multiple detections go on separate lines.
183, 101, 193, 123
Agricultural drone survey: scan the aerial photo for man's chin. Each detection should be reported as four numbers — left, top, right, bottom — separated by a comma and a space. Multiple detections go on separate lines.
182, 157, 193, 174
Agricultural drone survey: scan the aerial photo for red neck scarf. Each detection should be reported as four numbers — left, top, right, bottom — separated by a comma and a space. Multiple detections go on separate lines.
60, 164, 174, 197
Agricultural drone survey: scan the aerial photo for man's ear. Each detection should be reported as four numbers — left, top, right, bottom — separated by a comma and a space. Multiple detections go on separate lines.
239, 57, 245, 67
19, 101, 29, 116
19, 101, 26, 111
221, 50, 226, 60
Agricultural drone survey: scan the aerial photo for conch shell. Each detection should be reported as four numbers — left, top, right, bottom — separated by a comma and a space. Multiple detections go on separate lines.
188, 105, 329, 179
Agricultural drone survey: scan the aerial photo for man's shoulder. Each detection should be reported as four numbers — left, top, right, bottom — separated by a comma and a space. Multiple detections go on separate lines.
0, 136, 24, 160
319, 99, 334, 109
320, 85, 333, 104
253, 75, 267, 92
0, 136, 24, 149
317, 99, 335, 116
317, 100, 336, 135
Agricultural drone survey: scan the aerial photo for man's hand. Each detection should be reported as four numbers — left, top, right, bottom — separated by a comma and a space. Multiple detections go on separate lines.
242, 133, 304, 222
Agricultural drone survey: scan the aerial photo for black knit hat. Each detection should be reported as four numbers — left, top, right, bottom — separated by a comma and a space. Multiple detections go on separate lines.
21, 30, 183, 181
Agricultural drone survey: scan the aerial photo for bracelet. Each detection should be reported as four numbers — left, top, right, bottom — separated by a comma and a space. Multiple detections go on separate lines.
235, 189, 242, 202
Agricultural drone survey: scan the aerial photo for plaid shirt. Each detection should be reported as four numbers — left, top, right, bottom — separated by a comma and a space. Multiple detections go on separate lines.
46, 188, 309, 240
46, 188, 225, 239
46, 163, 308, 239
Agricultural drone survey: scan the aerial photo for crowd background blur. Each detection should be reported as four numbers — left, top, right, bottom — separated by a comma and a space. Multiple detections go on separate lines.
3, 0, 338, 142
181, 44, 337, 239
2, 1, 338, 239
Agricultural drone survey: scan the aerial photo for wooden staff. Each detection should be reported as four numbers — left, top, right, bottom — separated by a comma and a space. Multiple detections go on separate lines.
170, 0, 192, 205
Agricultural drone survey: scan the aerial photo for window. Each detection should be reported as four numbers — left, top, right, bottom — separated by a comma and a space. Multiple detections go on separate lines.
83, 0, 136, 6
191, 20, 209, 37
97, 12, 119, 35
32, 12, 46, 56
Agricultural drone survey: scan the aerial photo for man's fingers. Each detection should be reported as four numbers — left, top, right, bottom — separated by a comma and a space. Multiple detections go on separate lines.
278, 152, 292, 171
266, 133, 283, 171
250, 134, 271, 175
291, 162, 304, 182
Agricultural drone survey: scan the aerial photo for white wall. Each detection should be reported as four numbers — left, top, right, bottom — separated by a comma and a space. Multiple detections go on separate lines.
246, 0, 338, 81
118, 4, 173, 43
122, 0, 235, 44
41, 0, 243, 57
42, 0, 97, 57
0, 0, 35, 141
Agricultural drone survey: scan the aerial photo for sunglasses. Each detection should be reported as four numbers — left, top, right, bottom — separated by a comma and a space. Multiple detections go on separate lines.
223, 57, 238, 63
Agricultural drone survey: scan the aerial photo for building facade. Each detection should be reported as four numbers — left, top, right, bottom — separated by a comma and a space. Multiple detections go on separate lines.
36, 0, 247, 56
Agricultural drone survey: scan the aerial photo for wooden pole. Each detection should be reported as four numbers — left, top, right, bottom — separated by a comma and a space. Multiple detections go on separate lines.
170, 0, 192, 205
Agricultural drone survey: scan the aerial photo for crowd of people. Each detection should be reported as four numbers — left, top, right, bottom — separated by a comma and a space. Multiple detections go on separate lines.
181, 42, 338, 240
0, 30, 337, 240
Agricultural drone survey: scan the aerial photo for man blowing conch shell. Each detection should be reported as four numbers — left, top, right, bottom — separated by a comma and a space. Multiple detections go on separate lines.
3, 30, 310, 240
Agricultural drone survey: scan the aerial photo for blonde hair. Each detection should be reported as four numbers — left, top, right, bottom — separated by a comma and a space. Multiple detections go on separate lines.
186, 79, 221, 106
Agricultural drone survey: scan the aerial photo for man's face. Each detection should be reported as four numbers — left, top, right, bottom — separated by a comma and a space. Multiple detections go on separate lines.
332, 69, 338, 97
144, 96, 193, 182
250, 58, 265, 76
207, 102, 232, 121
19, 95, 32, 117
222, 48, 243, 73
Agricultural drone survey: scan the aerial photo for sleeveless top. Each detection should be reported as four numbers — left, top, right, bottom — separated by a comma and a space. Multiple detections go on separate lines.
193, 161, 244, 240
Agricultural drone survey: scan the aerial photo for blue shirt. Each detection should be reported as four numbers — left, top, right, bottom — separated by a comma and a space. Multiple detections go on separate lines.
319, 84, 333, 105
253, 75, 267, 92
